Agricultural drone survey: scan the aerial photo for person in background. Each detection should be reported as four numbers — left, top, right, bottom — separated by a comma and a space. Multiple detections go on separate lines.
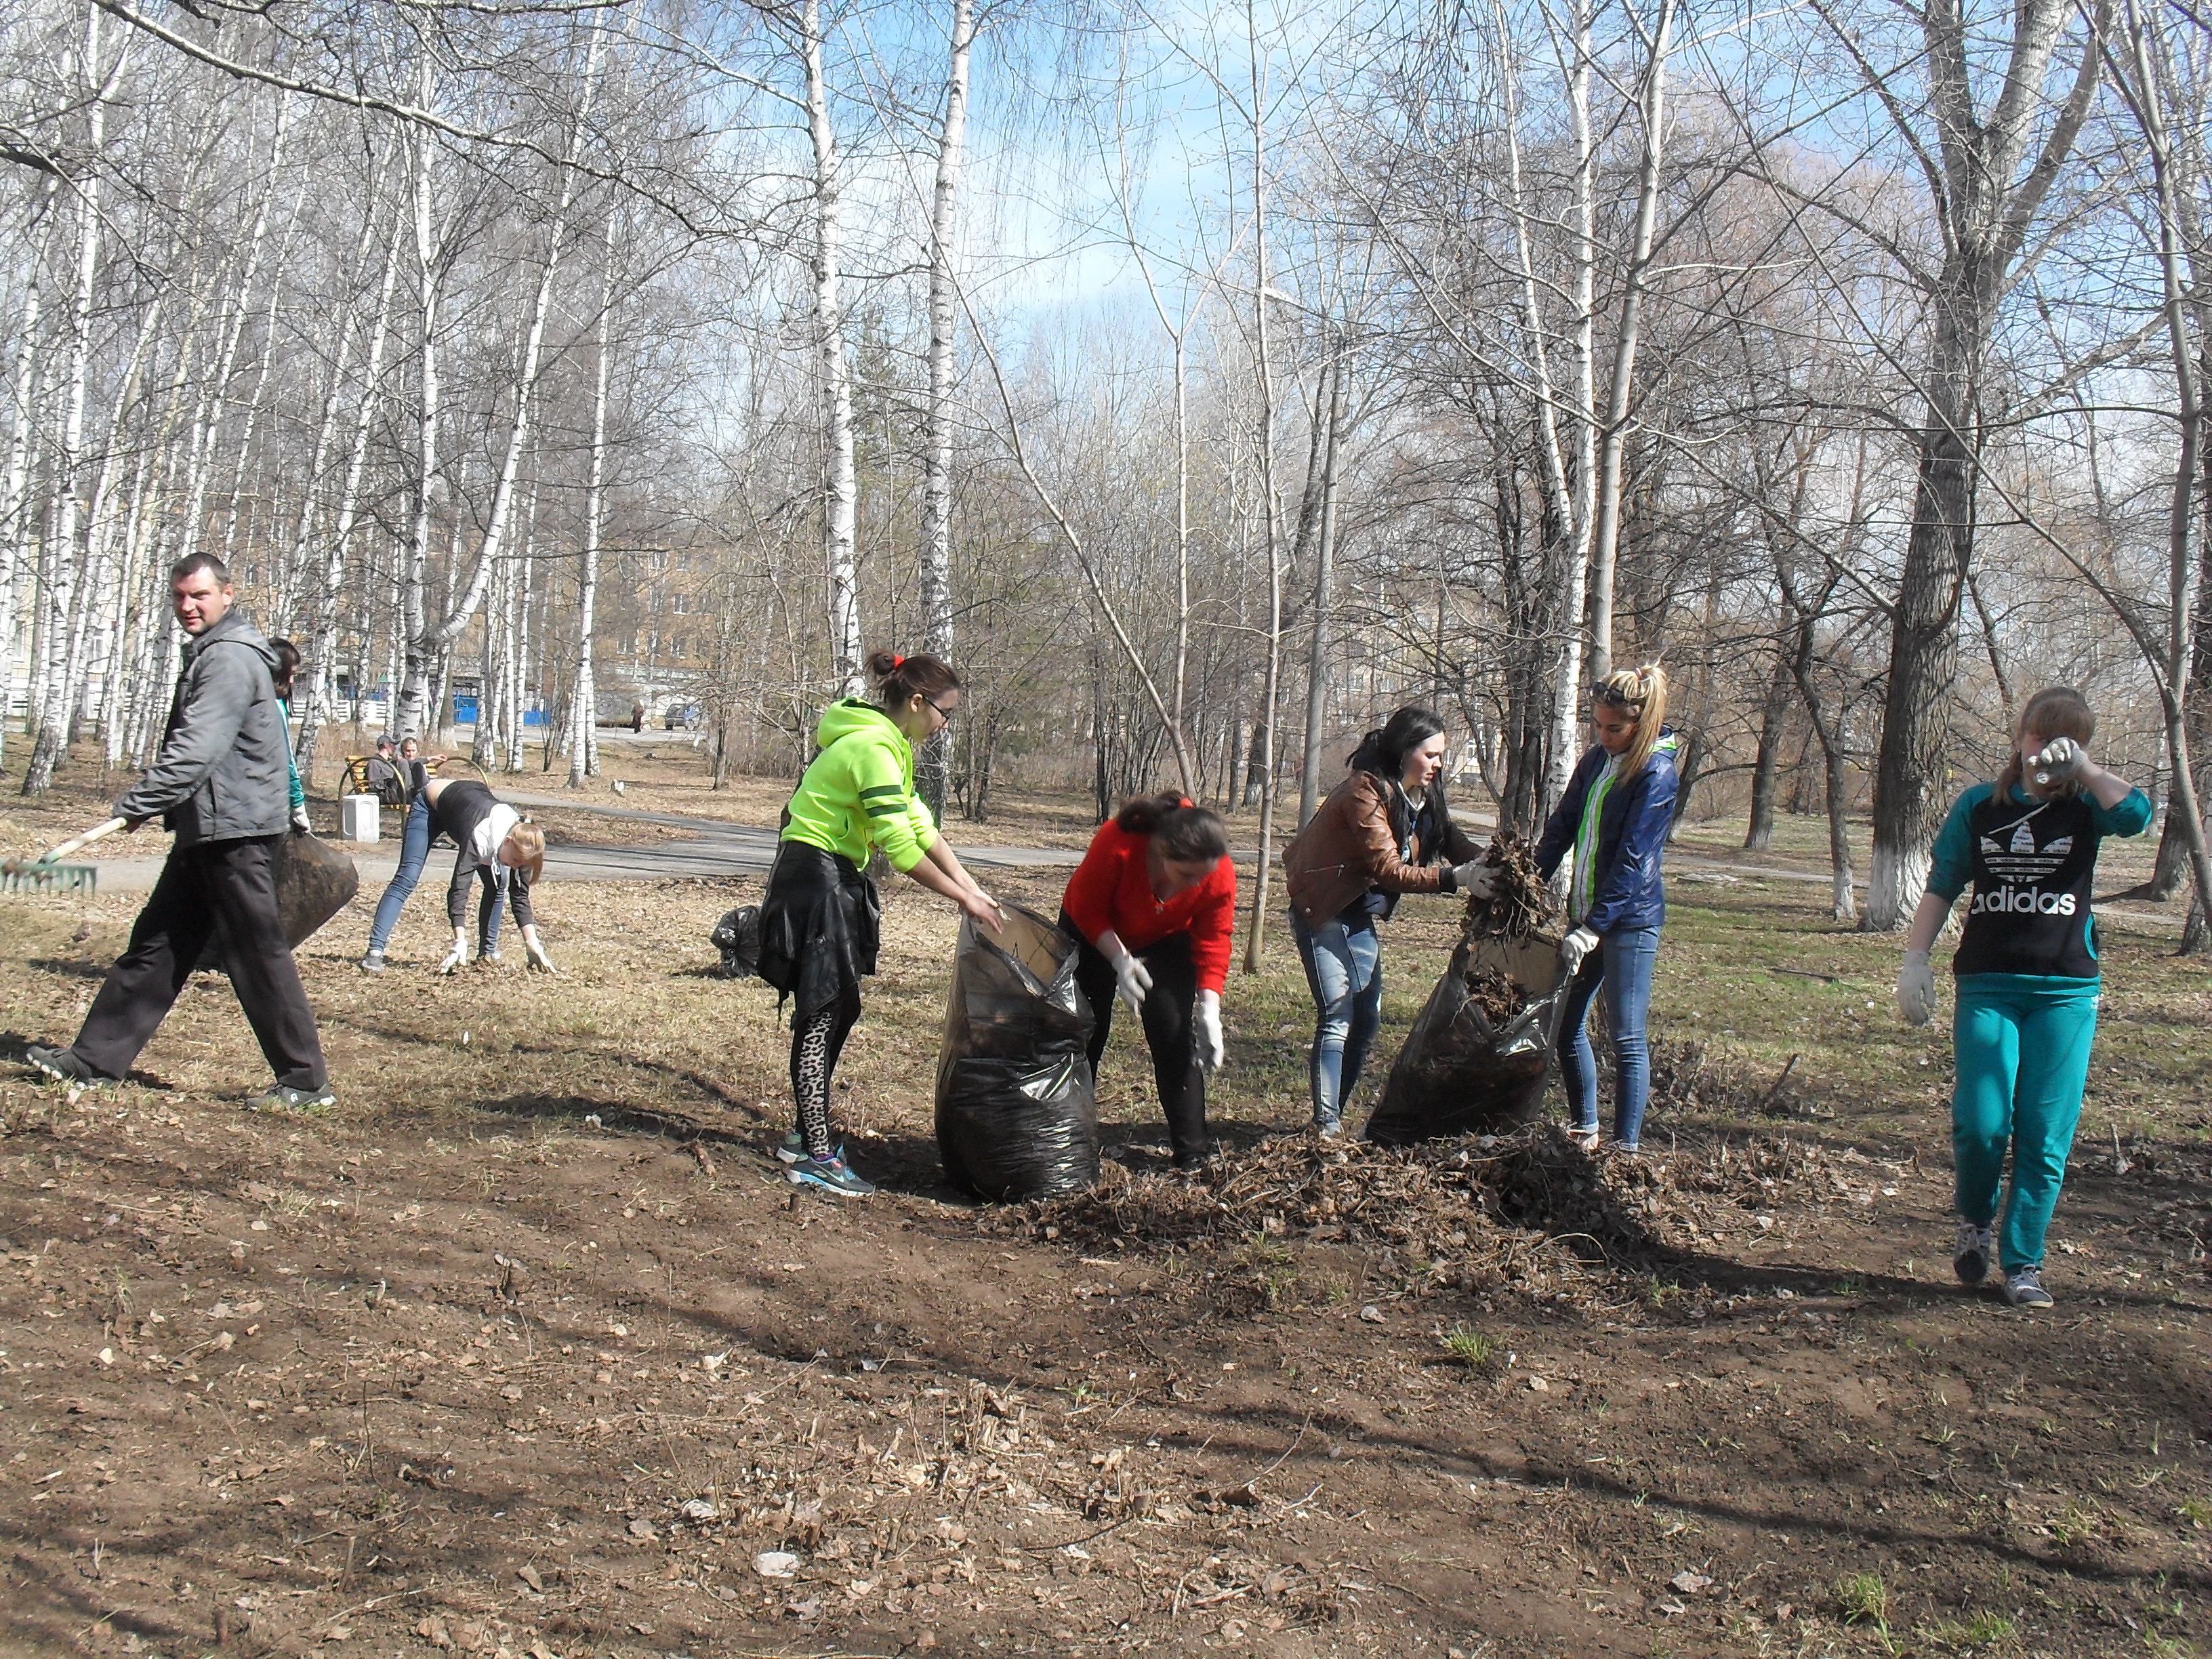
269, 639, 312, 834
1534, 664, 1679, 1155
24, 554, 331, 1111
1061, 794, 1236, 1169
1897, 687, 2151, 1310
758, 650, 1003, 1198
1283, 706, 1491, 1135
358, 735, 447, 973
415, 775, 552, 974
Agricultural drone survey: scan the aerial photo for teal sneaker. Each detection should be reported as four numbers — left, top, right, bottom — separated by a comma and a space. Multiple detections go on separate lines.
787, 1155, 876, 1198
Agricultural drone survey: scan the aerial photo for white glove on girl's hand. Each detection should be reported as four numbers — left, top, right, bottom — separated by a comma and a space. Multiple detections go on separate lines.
1559, 926, 1600, 975
291, 806, 312, 834
1098, 930, 1152, 1012
2031, 737, 2085, 785
523, 931, 557, 973
1452, 860, 1497, 899
437, 937, 468, 975
1898, 949, 1936, 1026
1194, 989, 1225, 1072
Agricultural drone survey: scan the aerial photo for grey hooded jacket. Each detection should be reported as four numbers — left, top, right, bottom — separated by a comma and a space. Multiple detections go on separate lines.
115, 609, 291, 846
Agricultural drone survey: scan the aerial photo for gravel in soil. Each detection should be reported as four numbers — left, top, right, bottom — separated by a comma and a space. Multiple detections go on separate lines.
0, 865, 2207, 1658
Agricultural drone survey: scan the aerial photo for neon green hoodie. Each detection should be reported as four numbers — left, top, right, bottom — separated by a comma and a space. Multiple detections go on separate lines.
781, 699, 939, 873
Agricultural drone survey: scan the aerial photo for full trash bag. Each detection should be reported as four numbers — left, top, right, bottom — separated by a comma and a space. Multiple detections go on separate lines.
709, 905, 762, 978
935, 905, 1099, 1201
194, 830, 361, 974
1364, 930, 1569, 1145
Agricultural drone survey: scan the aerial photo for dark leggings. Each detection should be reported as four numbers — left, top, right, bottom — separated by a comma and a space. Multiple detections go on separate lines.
1063, 914, 1209, 1166
790, 985, 864, 1161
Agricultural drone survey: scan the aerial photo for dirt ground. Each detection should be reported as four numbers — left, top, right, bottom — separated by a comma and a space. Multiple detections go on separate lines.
1, 771, 2209, 1659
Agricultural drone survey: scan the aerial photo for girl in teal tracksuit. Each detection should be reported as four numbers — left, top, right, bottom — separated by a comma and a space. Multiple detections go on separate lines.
1896, 687, 2152, 1309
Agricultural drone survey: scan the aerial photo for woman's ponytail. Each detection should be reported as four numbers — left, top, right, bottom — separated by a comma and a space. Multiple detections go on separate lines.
867, 649, 960, 710
1595, 664, 1668, 777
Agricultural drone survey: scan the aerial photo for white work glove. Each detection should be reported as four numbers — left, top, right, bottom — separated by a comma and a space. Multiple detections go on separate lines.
437, 935, 468, 975
1559, 925, 1600, 977
1898, 948, 1936, 1026
2030, 737, 2085, 787
1193, 989, 1225, 1072
290, 805, 312, 834
1452, 859, 1497, 899
523, 928, 557, 974
1097, 930, 1152, 1013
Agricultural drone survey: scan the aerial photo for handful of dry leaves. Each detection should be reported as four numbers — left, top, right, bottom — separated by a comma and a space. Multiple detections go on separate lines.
1462, 832, 1555, 941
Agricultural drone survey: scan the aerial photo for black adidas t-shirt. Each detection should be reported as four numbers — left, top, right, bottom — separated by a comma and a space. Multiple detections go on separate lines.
1949, 792, 2100, 979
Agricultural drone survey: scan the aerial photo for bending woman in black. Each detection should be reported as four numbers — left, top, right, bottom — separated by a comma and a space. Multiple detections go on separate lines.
417, 777, 553, 972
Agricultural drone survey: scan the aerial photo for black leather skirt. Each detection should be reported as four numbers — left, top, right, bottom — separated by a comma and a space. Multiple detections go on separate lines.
756, 840, 880, 1023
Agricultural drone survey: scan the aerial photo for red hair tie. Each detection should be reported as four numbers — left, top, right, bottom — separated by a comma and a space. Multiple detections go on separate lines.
892, 654, 905, 669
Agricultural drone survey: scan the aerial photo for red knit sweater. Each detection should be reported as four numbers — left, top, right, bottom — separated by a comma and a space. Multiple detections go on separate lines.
1061, 819, 1237, 993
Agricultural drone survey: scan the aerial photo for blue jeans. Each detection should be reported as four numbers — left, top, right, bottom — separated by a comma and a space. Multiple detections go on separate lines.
365, 797, 433, 955
1292, 909, 1383, 1126
1555, 926, 1660, 1147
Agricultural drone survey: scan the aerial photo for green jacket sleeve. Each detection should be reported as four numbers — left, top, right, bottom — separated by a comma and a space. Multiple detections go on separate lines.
853, 740, 929, 873
905, 793, 939, 858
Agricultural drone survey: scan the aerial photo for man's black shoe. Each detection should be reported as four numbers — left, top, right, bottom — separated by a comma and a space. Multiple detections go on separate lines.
25, 1045, 104, 1087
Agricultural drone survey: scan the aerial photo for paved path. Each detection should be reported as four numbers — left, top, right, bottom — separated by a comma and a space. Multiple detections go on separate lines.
60, 798, 2186, 933
76, 793, 1084, 894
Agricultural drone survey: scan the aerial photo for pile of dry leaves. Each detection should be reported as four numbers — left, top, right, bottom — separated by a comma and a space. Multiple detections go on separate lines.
986, 1124, 1904, 1311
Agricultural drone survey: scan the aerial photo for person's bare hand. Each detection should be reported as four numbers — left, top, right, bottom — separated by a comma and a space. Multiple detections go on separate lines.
963, 890, 1005, 934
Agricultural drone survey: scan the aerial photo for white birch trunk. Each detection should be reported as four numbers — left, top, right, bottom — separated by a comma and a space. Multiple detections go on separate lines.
1584, 0, 1675, 682
803, 0, 861, 696
23, 3, 121, 792
1542, 0, 1601, 813
0, 188, 56, 771
570, 214, 617, 787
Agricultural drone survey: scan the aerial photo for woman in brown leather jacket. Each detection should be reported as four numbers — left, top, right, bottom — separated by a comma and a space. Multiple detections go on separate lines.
1282, 706, 1492, 1134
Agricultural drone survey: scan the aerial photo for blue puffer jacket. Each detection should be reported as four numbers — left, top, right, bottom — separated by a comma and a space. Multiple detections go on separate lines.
1533, 731, 1680, 935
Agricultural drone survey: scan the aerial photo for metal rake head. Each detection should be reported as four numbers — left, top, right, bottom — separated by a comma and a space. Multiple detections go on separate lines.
0, 862, 99, 896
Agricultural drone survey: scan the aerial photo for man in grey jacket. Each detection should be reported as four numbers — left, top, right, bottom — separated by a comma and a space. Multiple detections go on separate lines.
26, 553, 333, 1111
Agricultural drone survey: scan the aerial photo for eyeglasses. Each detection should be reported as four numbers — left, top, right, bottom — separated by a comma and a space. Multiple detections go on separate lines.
926, 697, 957, 726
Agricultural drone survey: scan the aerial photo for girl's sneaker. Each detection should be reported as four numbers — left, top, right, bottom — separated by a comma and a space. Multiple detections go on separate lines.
2003, 1266, 2053, 1309
1954, 1221, 1994, 1287
787, 1154, 876, 1198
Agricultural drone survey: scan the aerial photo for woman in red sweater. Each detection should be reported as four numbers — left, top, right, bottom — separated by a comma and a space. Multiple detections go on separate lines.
1060, 794, 1236, 1170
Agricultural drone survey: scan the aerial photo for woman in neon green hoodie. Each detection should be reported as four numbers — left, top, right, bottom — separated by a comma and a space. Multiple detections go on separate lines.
758, 649, 1003, 1197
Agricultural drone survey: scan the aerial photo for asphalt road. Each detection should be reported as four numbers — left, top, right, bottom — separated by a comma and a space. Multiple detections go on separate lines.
75, 792, 1083, 894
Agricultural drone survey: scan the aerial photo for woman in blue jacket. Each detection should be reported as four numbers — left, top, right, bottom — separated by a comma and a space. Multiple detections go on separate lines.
1534, 664, 1678, 1153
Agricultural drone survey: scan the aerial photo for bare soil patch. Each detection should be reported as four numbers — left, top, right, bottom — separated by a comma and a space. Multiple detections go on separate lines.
1, 851, 2208, 1658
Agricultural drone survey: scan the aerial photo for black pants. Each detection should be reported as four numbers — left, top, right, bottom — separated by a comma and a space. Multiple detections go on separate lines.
1063, 912, 1208, 1166
70, 836, 327, 1090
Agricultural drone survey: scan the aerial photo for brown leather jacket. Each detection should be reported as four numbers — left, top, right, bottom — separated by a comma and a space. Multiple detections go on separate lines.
1284, 769, 1481, 928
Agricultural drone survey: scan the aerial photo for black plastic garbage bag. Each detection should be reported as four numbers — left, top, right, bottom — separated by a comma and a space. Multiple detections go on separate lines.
194, 830, 361, 974
935, 905, 1099, 1200
1365, 930, 1569, 1145
710, 905, 761, 978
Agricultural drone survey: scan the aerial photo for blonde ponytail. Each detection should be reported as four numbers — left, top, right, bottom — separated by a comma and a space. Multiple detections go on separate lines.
1595, 663, 1668, 777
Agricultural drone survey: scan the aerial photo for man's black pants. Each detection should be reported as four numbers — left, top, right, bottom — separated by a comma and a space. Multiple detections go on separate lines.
70, 835, 327, 1090
1063, 912, 1209, 1166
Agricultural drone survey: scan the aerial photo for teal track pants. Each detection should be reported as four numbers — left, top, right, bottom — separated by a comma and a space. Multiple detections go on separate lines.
1951, 979, 2100, 1273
